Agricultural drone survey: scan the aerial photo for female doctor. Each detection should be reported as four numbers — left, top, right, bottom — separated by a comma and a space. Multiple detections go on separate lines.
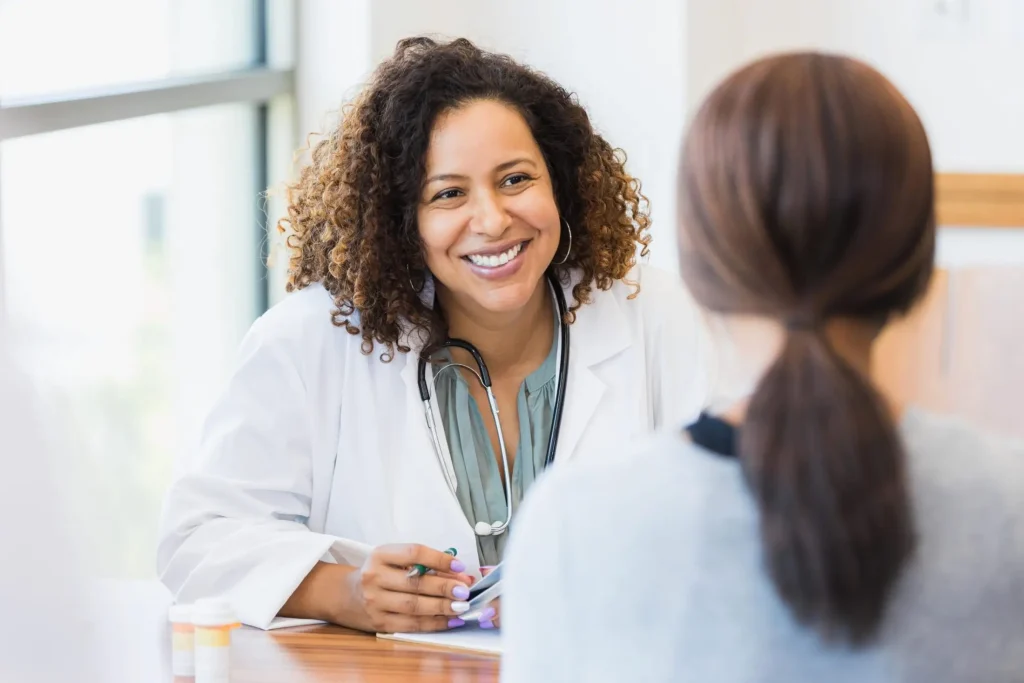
157, 37, 717, 633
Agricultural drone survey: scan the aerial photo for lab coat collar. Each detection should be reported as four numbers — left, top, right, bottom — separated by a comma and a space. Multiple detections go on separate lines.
552, 269, 631, 462
557, 268, 632, 368
397, 268, 632, 361
399, 269, 633, 463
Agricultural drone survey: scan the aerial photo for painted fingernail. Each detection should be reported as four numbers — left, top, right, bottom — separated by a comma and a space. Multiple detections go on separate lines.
480, 620, 495, 629
453, 585, 470, 600
448, 618, 465, 629
481, 607, 496, 621
451, 601, 470, 614
450, 559, 466, 573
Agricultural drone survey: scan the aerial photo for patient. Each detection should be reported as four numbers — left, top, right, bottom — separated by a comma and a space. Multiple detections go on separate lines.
502, 52, 1024, 682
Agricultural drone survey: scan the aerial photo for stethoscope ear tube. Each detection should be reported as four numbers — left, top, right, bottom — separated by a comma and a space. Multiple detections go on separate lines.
417, 356, 431, 401
417, 341, 492, 400
544, 274, 570, 468
442, 339, 492, 385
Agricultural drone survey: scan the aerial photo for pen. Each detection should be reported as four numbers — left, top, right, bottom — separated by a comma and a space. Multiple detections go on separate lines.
407, 547, 458, 578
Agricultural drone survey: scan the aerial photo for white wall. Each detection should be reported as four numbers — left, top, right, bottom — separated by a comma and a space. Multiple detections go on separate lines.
686, 0, 836, 108
272, 0, 374, 305
832, 0, 1024, 174
685, 0, 1024, 174
295, 0, 372, 140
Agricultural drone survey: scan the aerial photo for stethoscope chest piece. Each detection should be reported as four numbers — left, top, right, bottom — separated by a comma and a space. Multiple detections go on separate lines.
475, 520, 501, 537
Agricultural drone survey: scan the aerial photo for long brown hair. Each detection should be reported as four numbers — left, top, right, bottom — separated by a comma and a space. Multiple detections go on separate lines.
678, 53, 936, 644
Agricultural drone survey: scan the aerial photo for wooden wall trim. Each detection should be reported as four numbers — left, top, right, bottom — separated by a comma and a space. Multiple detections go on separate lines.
936, 173, 1024, 227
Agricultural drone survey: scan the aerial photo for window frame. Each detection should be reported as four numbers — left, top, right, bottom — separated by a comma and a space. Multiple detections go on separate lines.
0, 0, 293, 317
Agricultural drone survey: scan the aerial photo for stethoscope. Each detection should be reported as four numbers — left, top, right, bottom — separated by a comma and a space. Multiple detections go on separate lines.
417, 271, 570, 537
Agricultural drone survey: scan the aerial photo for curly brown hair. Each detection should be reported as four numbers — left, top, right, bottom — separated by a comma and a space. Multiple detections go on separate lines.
279, 36, 652, 360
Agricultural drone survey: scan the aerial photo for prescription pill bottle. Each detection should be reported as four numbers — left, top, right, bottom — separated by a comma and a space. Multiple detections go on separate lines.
168, 604, 195, 677
193, 598, 239, 683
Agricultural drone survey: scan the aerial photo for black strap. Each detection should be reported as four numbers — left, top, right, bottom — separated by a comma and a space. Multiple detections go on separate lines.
685, 412, 738, 458
543, 272, 569, 468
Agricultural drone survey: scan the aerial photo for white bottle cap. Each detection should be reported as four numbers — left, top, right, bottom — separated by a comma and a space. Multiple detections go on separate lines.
167, 606, 193, 626
192, 598, 237, 627
168, 604, 194, 624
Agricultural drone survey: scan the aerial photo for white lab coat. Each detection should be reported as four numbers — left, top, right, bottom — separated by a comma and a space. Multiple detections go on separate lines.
157, 264, 717, 629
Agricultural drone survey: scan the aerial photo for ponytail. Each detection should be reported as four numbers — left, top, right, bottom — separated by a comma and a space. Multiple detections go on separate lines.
740, 327, 915, 645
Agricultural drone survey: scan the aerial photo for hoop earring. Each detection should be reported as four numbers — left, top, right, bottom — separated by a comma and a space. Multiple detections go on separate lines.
554, 218, 572, 265
407, 264, 424, 294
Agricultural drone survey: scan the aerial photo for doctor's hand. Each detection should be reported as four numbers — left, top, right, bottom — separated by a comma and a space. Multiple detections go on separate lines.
477, 565, 500, 630
342, 544, 476, 633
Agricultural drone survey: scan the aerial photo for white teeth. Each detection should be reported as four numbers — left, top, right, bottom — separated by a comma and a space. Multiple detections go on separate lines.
467, 242, 522, 268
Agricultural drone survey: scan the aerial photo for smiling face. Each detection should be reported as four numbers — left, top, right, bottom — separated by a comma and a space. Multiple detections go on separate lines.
417, 99, 561, 317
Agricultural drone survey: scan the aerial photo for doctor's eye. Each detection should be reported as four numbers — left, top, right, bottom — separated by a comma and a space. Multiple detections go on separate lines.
432, 188, 465, 202
501, 173, 533, 188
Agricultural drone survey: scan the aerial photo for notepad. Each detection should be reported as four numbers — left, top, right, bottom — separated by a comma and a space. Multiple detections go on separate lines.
378, 624, 502, 655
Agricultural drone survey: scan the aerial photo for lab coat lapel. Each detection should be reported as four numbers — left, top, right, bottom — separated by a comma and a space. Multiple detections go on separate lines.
398, 273, 460, 499
399, 351, 458, 491
395, 325, 479, 567
555, 275, 631, 462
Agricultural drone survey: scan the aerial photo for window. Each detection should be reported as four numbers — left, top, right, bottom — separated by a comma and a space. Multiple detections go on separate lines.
0, 1, 295, 578
0, 0, 260, 99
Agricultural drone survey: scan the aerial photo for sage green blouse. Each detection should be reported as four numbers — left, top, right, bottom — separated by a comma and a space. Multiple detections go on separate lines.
433, 329, 558, 566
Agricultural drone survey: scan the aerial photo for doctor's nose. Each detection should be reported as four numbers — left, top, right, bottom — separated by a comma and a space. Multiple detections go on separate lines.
471, 192, 512, 237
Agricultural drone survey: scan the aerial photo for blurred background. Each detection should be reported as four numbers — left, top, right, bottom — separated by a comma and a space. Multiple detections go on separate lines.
0, 0, 1022, 582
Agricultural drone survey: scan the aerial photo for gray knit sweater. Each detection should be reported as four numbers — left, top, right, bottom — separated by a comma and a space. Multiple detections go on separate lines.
502, 408, 1024, 682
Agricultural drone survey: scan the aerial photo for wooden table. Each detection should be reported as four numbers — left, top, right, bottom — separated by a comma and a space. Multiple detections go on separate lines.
98, 581, 499, 682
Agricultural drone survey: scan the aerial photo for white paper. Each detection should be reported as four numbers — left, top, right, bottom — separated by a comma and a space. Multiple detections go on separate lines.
378, 625, 502, 655
263, 616, 327, 630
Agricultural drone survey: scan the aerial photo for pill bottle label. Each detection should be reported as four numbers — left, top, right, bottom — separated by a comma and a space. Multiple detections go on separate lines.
195, 647, 230, 682
170, 623, 195, 677
194, 625, 235, 683
196, 626, 232, 648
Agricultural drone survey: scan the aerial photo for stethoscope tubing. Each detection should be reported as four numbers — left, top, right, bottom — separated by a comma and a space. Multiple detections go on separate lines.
417, 271, 570, 536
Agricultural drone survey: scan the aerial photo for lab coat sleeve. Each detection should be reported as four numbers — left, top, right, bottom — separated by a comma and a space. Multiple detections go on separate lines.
156, 313, 368, 630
